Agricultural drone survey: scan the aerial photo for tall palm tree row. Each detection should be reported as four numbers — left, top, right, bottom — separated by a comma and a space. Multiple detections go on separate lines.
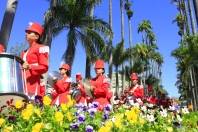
172, 0, 198, 111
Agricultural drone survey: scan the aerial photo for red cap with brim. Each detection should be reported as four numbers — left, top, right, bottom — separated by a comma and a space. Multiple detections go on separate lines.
59, 64, 70, 71
25, 22, 44, 36
0, 44, 5, 53
76, 73, 82, 81
94, 59, 105, 69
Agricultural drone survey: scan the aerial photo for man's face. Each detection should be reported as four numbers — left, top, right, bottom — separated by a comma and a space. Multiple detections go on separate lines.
59, 68, 67, 75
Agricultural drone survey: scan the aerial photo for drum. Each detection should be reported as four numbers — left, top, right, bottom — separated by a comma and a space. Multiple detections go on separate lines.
0, 53, 28, 108
70, 87, 81, 102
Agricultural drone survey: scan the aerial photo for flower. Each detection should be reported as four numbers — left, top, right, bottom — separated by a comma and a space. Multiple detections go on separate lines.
104, 104, 112, 112
167, 127, 173, 132
55, 112, 64, 122
182, 106, 189, 114
61, 104, 68, 112
34, 108, 41, 117
78, 114, 85, 124
3, 125, 13, 132
66, 112, 73, 121
160, 109, 168, 117
0, 118, 5, 127
32, 123, 44, 132
86, 125, 94, 132
15, 100, 23, 109
43, 96, 52, 106
21, 109, 33, 120
70, 123, 79, 130
146, 114, 155, 122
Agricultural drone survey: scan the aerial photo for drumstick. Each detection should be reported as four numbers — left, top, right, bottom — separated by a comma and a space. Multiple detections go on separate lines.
82, 79, 93, 98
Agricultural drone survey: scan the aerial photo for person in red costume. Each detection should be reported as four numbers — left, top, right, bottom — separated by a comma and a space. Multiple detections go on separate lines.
90, 59, 112, 110
74, 73, 86, 104
51, 64, 72, 105
127, 73, 144, 99
0, 44, 5, 53
21, 22, 49, 99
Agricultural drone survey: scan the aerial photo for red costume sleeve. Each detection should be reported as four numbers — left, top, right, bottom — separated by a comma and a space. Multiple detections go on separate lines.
30, 46, 49, 76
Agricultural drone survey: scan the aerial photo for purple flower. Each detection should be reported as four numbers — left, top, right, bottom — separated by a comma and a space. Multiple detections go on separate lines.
70, 123, 79, 130
88, 108, 97, 117
78, 114, 85, 123
104, 104, 112, 112
89, 102, 99, 108
86, 125, 93, 132
103, 113, 109, 120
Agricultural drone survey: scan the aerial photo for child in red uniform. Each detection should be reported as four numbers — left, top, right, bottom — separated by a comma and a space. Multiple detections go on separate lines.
21, 22, 49, 99
90, 59, 112, 110
51, 64, 71, 105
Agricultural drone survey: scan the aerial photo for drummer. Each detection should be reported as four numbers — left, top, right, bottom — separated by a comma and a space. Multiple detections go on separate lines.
51, 64, 72, 105
21, 22, 49, 99
75, 73, 86, 104
90, 59, 112, 110
0, 44, 5, 53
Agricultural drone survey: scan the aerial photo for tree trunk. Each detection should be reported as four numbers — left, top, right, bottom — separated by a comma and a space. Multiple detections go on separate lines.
187, 0, 197, 34
0, 0, 18, 50
128, 18, 133, 67
115, 66, 119, 97
85, 56, 91, 79
193, 0, 198, 25
108, 0, 113, 80
120, 0, 125, 91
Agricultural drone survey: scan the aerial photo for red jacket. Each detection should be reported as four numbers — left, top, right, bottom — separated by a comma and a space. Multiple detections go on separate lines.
129, 84, 144, 99
21, 42, 49, 96
90, 75, 112, 109
76, 82, 86, 104
51, 76, 71, 105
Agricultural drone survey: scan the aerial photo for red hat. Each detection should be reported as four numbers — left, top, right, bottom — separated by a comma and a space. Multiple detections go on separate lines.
94, 59, 104, 69
76, 73, 82, 81
0, 44, 5, 53
25, 22, 44, 36
130, 73, 138, 80
59, 64, 70, 70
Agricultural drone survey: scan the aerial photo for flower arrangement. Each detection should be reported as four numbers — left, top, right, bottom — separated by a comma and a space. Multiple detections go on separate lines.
0, 95, 198, 132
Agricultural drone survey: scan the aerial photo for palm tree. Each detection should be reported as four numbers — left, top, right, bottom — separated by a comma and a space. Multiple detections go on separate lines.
108, 0, 113, 80
137, 20, 152, 44
0, 0, 18, 50
44, 0, 112, 69
187, 0, 197, 34
193, 0, 198, 24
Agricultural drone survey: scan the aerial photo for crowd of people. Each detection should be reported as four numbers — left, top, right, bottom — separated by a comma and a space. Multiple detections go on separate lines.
0, 22, 175, 110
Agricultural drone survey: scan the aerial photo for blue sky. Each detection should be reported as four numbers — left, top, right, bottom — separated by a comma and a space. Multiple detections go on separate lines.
0, 0, 180, 97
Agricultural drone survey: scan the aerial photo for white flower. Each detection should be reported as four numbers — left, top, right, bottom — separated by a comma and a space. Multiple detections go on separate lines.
146, 114, 155, 122
182, 106, 189, 114
133, 102, 140, 108
141, 106, 147, 112
169, 105, 176, 111
128, 99, 134, 106
160, 109, 168, 117
176, 115, 182, 122
136, 98, 143, 105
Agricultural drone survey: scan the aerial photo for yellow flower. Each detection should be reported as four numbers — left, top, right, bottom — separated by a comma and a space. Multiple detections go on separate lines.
114, 119, 122, 128
3, 125, 13, 132
34, 108, 41, 117
43, 96, 52, 106
167, 127, 173, 132
66, 112, 73, 121
0, 118, 5, 127
105, 120, 113, 128
55, 112, 64, 122
98, 126, 111, 132
139, 118, 145, 125
32, 123, 44, 132
21, 109, 33, 120
125, 110, 138, 124
61, 104, 68, 112
26, 104, 34, 110
15, 100, 23, 109
66, 95, 75, 107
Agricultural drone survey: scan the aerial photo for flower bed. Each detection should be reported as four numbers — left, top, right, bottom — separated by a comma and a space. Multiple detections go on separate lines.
0, 96, 198, 132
